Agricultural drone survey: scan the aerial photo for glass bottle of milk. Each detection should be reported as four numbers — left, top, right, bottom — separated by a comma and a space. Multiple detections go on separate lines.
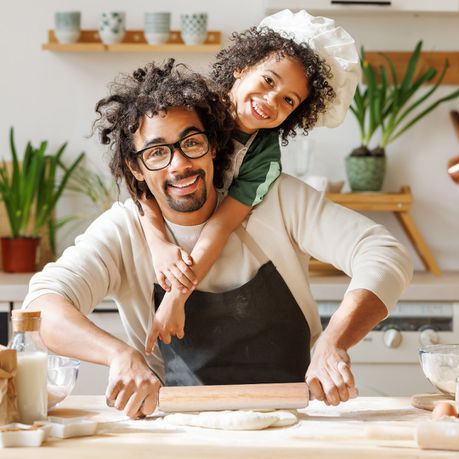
8, 310, 48, 424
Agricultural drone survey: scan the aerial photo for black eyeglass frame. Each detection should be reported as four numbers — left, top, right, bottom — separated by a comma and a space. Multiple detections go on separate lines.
135, 131, 210, 171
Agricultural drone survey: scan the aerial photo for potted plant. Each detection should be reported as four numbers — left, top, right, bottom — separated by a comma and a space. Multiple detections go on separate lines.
0, 128, 84, 272
347, 41, 459, 191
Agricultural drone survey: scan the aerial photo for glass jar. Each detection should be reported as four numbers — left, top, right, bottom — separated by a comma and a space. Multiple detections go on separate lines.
8, 310, 48, 424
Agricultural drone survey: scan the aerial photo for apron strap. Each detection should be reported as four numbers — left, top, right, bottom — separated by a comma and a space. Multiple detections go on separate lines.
235, 226, 270, 266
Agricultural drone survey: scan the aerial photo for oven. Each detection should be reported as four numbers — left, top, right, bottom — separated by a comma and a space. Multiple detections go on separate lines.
0, 302, 10, 346
318, 301, 459, 396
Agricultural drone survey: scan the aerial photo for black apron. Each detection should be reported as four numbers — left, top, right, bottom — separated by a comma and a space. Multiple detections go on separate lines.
153, 227, 311, 386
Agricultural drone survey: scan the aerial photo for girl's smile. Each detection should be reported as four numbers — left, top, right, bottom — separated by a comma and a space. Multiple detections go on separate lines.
230, 54, 309, 134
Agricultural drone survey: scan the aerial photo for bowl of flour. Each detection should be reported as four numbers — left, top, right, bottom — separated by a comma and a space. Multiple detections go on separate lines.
419, 344, 459, 396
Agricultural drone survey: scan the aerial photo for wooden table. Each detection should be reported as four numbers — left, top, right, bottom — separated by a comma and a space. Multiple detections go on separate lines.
4, 396, 458, 458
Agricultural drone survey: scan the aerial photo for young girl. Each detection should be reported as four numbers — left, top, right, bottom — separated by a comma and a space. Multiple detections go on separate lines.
141, 9, 360, 354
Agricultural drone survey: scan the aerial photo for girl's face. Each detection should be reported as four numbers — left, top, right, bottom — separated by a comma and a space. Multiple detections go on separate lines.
230, 54, 309, 134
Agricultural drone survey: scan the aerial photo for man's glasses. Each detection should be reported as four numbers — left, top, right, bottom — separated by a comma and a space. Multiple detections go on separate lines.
135, 131, 210, 171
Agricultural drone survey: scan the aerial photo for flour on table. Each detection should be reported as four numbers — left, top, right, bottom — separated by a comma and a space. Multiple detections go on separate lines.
164, 410, 298, 430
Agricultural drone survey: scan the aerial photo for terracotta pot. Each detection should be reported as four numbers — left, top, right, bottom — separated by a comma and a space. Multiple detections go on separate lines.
0, 237, 40, 273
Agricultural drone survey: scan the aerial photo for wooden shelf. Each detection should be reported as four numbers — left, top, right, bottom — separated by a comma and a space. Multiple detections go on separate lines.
364, 51, 459, 85
42, 30, 221, 53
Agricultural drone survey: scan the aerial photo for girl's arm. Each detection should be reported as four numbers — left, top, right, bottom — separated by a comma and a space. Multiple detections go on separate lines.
139, 197, 196, 293
144, 196, 251, 354
189, 196, 252, 280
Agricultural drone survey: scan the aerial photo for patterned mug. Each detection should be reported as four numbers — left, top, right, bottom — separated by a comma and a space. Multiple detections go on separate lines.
99, 12, 126, 45
180, 13, 208, 45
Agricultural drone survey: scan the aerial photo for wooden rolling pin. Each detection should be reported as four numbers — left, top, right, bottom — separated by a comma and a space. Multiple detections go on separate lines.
158, 382, 309, 412
367, 422, 459, 452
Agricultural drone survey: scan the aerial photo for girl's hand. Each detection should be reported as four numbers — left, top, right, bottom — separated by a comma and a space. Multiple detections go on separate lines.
153, 241, 197, 293
145, 293, 187, 355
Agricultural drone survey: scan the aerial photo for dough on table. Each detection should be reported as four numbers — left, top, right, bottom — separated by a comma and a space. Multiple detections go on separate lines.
164, 410, 298, 431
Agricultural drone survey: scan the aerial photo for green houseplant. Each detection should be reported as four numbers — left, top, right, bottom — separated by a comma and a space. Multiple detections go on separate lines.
0, 128, 84, 272
347, 41, 459, 191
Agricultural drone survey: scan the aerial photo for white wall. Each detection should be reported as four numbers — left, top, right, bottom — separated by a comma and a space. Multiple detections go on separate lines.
1, 2, 459, 270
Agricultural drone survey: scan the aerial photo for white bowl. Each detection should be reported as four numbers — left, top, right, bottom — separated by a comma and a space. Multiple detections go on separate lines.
0, 423, 47, 447
47, 355, 80, 409
419, 344, 459, 396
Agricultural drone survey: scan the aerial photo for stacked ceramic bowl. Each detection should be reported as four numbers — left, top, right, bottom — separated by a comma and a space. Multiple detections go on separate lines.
54, 11, 81, 44
144, 12, 171, 45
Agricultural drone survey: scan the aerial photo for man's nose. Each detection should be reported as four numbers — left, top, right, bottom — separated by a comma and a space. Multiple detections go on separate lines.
169, 146, 192, 171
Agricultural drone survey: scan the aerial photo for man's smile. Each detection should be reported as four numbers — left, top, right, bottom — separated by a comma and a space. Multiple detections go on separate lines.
166, 171, 204, 196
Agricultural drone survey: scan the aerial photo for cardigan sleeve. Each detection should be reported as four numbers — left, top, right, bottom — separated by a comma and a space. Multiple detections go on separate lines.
280, 176, 413, 312
22, 202, 137, 315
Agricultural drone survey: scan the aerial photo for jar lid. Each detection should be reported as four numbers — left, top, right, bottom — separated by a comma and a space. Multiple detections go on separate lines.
11, 310, 41, 319
11, 310, 41, 332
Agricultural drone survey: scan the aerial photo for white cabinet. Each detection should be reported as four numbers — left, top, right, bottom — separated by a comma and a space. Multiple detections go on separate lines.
10, 298, 128, 396
264, 0, 459, 14
72, 301, 129, 396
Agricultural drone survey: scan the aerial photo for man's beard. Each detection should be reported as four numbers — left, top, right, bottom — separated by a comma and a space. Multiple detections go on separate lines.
164, 170, 207, 213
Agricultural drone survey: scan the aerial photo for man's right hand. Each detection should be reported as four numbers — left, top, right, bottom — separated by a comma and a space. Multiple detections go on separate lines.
105, 348, 161, 418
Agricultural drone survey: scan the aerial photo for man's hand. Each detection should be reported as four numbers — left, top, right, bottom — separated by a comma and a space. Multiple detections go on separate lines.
153, 241, 197, 293
305, 332, 357, 406
105, 348, 161, 419
145, 292, 186, 355
305, 289, 387, 405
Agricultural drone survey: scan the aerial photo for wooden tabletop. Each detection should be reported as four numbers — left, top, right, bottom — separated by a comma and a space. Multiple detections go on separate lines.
3, 396, 459, 458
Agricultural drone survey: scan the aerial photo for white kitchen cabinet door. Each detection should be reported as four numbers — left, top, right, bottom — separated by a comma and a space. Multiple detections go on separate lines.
264, 0, 459, 14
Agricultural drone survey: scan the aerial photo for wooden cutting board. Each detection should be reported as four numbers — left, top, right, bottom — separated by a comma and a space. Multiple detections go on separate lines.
410, 393, 455, 411
158, 382, 309, 412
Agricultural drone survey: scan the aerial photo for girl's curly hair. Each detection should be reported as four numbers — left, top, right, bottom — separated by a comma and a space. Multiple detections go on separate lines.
211, 27, 336, 145
94, 59, 235, 210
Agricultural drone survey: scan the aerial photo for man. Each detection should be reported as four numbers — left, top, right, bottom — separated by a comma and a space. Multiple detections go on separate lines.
24, 60, 412, 419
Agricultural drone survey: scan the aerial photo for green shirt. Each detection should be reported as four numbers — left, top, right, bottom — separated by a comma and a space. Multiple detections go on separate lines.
229, 130, 281, 206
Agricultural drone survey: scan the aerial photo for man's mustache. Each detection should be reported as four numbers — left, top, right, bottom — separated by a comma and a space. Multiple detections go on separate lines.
165, 169, 205, 188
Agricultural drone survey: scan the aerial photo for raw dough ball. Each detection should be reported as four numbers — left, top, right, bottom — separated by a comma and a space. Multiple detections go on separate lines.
164, 410, 297, 430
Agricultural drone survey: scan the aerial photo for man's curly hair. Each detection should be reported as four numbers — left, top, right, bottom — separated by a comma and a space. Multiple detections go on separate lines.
94, 59, 235, 210
211, 27, 336, 145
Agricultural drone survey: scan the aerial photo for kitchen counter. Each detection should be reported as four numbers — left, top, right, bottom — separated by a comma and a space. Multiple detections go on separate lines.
1, 271, 459, 303
4, 396, 459, 458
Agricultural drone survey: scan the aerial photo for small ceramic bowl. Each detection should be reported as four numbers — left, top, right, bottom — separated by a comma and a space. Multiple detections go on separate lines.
0, 423, 47, 447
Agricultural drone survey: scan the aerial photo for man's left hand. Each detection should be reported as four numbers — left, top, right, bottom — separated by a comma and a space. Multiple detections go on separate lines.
305, 332, 357, 406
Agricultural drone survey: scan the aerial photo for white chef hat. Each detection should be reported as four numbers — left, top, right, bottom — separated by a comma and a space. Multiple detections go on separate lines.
258, 9, 361, 128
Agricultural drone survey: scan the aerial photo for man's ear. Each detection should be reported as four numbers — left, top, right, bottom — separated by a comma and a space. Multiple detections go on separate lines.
126, 159, 145, 182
